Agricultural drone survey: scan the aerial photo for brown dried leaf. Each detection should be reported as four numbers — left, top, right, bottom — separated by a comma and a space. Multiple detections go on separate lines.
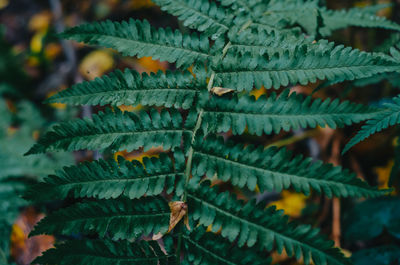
211, 87, 234, 96
168, 201, 189, 232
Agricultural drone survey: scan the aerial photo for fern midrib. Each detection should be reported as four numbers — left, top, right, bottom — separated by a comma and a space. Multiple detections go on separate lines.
68, 33, 211, 59
187, 193, 344, 265
60, 253, 174, 261
50, 88, 199, 101
203, 109, 375, 118
214, 63, 396, 74
45, 211, 170, 222
182, 234, 238, 265
49, 172, 183, 189
194, 151, 376, 193
50, 129, 191, 143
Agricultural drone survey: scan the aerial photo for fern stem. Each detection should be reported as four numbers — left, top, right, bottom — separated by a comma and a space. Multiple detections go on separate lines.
176, 20, 252, 263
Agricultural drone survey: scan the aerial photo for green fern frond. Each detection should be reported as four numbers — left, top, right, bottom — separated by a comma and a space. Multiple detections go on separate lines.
225, 27, 318, 57
213, 45, 400, 91
192, 135, 387, 197
25, 154, 184, 201
152, 0, 232, 39
320, 5, 400, 36
258, 1, 400, 36
24, 153, 185, 202
46, 69, 202, 109
34, 239, 176, 265
61, 19, 211, 67
31, 197, 170, 240
201, 90, 380, 135
343, 95, 400, 153
187, 182, 351, 265
183, 227, 271, 265
25, 108, 191, 155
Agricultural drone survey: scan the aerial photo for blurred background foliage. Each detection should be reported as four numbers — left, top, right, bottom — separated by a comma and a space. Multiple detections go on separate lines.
0, 0, 399, 264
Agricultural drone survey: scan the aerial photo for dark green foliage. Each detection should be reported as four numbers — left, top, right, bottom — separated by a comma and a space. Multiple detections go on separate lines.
46, 69, 202, 109
24, 0, 399, 264
61, 19, 211, 67
187, 182, 351, 265
34, 239, 177, 265
201, 90, 379, 135
351, 245, 400, 265
26, 108, 192, 155
182, 227, 271, 265
31, 197, 170, 240
25, 154, 185, 201
344, 198, 400, 241
192, 135, 388, 197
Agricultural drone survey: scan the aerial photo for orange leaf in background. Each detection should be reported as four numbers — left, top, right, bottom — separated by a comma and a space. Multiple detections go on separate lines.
11, 208, 54, 265
44, 43, 62, 60
129, 0, 154, 9
118, 104, 142, 113
28, 11, 52, 32
0, 0, 8, 9
249, 87, 267, 100
114, 147, 162, 163
136, 56, 167, 73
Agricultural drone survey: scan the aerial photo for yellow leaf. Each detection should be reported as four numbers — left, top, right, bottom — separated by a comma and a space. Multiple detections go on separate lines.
79, 50, 114, 80
30, 31, 46, 53
374, 160, 396, 193
269, 191, 307, 218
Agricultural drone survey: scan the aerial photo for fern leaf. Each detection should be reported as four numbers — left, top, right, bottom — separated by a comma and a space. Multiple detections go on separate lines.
320, 5, 400, 36
213, 44, 400, 91
25, 108, 191, 155
192, 135, 387, 198
31, 197, 170, 240
24, 153, 185, 202
201, 90, 380, 135
61, 19, 211, 67
226, 27, 319, 57
343, 96, 400, 153
152, 0, 232, 39
34, 239, 176, 265
183, 227, 271, 265
46, 69, 202, 109
187, 182, 351, 265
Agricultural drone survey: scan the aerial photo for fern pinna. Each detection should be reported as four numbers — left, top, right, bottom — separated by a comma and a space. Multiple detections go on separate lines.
25, 1, 400, 265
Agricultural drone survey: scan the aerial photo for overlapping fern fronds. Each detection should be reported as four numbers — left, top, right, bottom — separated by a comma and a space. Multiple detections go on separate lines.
25, 0, 399, 265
